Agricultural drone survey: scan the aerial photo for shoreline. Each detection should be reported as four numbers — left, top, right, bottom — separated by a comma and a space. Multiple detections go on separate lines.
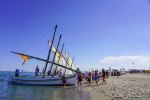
84, 86, 111, 100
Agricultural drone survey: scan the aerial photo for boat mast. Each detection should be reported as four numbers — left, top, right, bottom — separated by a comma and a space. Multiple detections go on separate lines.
54, 43, 65, 73
43, 25, 57, 77
64, 52, 75, 74
70, 57, 75, 74
49, 34, 62, 75
64, 51, 69, 74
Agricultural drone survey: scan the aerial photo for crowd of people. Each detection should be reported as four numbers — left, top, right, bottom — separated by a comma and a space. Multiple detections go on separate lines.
34, 65, 63, 77
75, 68, 126, 88
76, 68, 108, 86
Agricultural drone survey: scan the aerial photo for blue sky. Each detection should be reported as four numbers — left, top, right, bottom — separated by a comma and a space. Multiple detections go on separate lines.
0, 0, 150, 71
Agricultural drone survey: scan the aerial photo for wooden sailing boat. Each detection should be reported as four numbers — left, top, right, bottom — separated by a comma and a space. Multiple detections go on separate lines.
9, 25, 77, 86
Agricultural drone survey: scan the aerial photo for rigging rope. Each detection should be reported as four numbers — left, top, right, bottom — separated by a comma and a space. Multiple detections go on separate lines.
22, 27, 55, 53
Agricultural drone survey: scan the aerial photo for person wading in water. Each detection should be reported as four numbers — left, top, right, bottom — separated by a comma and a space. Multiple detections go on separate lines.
77, 71, 83, 90
62, 74, 67, 88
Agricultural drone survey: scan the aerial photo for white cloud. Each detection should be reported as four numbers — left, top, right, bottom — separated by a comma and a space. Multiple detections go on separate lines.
99, 55, 150, 70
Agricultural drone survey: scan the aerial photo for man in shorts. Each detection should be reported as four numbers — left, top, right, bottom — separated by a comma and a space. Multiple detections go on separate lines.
62, 74, 67, 87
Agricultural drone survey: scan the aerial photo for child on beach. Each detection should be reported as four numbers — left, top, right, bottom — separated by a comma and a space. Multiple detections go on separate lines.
62, 74, 67, 87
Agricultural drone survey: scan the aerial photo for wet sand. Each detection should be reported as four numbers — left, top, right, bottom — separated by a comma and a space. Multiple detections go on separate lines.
85, 86, 111, 100
65, 86, 110, 100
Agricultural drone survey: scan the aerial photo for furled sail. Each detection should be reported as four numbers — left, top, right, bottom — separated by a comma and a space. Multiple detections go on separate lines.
48, 40, 62, 62
65, 52, 76, 70
48, 40, 76, 74
48, 40, 56, 53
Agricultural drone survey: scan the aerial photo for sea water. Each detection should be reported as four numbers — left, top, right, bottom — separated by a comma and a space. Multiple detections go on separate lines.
0, 71, 91, 100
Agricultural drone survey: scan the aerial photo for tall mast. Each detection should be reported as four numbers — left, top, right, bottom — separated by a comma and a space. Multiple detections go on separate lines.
64, 52, 75, 74
49, 34, 62, 75
64, 51, 69, 74
43, 25, 57, 77
54, 43, 65, 73
70, 57, 75, 74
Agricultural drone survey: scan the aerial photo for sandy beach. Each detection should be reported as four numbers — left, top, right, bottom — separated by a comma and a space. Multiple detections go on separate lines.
84, 74, 150, 100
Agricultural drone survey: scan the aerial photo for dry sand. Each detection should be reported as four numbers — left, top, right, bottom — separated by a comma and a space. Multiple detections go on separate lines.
83, 74, 150, 100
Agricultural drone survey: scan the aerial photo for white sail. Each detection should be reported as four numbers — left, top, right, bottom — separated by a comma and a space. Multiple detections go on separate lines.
48, 40, 76, 74
48, 40, 56, 53
65, 52, 76, 70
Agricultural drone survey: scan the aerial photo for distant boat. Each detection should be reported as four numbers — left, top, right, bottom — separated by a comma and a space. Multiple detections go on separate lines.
9, 25, 77, 86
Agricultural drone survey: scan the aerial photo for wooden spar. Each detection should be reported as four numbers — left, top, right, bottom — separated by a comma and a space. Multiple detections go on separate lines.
44, 25, 57, 77
47, 42, 75, 74
70, 57, 75, 74
70, 57, 74, 67
54, 43, 65, 73
64, 51, 69, 74
63, 51, 75, 74
10, 51, 77, 73
46, 42, 75, 72
49, 34, 62, 75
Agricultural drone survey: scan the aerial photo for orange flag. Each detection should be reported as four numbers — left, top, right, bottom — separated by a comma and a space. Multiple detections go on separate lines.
19, 54, 30, 65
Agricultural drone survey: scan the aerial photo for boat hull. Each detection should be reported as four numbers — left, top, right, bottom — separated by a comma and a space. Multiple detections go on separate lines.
10, 75, 76, 86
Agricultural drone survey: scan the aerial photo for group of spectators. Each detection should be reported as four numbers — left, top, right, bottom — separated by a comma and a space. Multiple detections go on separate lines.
76, 68, 125, 86
83, 69, 108, 84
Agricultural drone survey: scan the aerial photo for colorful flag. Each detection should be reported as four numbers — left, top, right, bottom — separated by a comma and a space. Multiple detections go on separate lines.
19, 54, 30, 65
58, 52, 62, 60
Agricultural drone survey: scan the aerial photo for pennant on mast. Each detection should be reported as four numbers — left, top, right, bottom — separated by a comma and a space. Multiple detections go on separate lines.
19, 54, 30, 65
48, 40, 62, 62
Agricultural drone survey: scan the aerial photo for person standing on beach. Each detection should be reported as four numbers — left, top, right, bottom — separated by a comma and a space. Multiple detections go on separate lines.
88, 71, 92, 84
106, 70, 109, 79
85, 71, 88, 81
92, 71, 95, 81
102, 69, 106, 84
77, 72, 83, 89
94, 70, 98, 84
62, 74, 67, 87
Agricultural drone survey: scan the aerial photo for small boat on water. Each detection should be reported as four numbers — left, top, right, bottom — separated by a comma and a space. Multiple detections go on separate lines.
10, 75, 76, 86
9, 25, 77, 86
